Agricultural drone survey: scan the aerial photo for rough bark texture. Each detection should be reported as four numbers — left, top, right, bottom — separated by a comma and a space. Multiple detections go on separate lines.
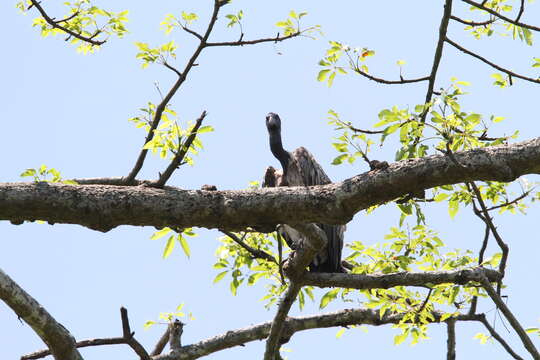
0, 269, 82, 360
1, 138, 539, 232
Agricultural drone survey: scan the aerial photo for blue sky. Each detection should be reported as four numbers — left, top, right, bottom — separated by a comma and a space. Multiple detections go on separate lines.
1, 0, 540, 358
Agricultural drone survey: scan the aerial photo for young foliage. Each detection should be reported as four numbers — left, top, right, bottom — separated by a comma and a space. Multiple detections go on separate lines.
17, 0, 128, 54
20, 165, 77, 185
130, 104, 213, 165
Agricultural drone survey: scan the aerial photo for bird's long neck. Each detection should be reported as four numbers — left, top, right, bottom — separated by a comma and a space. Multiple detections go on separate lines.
269, 131, 290, 171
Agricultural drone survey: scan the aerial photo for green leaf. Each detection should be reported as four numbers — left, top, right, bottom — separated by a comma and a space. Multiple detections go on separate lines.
394, 332, 408, 345
317, 69, 330, 82
151, 227, 172, 240
448, 200, 459, 219
320, 288, 339, 309
162, 235, 175, 258
213, 271, 228, 284
331, 154, 348, 165
178, 235, 191, 258
20, 168, 36, 177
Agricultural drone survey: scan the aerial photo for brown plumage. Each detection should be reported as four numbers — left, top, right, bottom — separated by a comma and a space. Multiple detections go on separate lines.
263, 113, 345, 273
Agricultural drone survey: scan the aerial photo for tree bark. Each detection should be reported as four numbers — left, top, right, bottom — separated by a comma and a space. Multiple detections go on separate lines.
1, 138, 539, 232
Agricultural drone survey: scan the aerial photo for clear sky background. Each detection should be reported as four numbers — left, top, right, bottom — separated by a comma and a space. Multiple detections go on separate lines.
1, 0, 540, 359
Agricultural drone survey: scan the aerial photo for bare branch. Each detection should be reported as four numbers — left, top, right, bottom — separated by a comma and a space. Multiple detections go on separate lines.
28, 0, 105, 46
152, 111, 207, 188
353, 68, 430, 85
450, 15, 495, 26
447, 319, 456, 360
3, 138, 540, 232
461, 0, 540, 32
480, 276, 540, 359
478, 314, 525, 360
301, 267, 501, 289
468, 183, 509, 287
169, 320, 184, 352
151, 325, 172, 356
0, 268, 83, 360
423, 0, 453, 119
205, 31, 302, 47
445, 37, 540, 84
120, 307, 151, 360
263, 282, 302, 360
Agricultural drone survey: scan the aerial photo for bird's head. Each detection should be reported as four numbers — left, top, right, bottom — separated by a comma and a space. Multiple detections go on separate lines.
266, 112, 281, 133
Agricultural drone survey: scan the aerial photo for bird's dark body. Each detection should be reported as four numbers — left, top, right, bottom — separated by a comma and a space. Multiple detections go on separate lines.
264, 113, 345, 273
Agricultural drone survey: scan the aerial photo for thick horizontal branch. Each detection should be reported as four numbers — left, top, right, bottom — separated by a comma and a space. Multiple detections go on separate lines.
0, 268, 82, 360
1, 138, 540, 231
301, 267, 502, 289
154, 308, 482, 360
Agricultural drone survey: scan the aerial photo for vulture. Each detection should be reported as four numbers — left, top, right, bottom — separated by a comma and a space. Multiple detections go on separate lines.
263, 112, 345, 273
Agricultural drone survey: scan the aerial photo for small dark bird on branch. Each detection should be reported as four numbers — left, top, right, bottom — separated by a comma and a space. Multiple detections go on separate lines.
263, 112, 345, 273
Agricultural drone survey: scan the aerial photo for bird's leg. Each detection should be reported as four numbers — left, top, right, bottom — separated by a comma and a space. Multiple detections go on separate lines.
275, 225, 286, 285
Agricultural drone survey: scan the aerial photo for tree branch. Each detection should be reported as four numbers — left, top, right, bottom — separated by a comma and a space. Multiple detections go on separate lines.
124, 1, 221, 184
461, 0, 540, 32
478, 314, 524, 360
422, 0, 453, 120
353, 68, 430, 85
221, 231, 277, 263
301, 267, 501, 289
447, 318, 456, 360
0, 268, 82, 360
152, 111, 207, 188
445, 37, 540, 84
263, 282, 302, 360
28, 0, 105, 46
23, 307, 151, 360
480, 276, 540, 359
450, 15, 495, 26
154, 309, 483, 360
2, 138, 540, 232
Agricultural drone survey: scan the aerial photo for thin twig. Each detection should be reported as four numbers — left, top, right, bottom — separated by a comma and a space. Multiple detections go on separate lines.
461, 0, 540, 32
478, 313, 525, 360
206, 31, 302, 47
353, 68, 430, 85
263, 282, 302, 360
516, 0, 525, 22
446, 37, 540, 84
468, 182, 509, 292
480, 276, 540, 360
28, 0, 105, 46
446, 318, 456, 360
486, 191, 530, 212
152, 111, 207, 188
450, 15, 495, 26
422, 0, 453, 122
221, 230, 277, 263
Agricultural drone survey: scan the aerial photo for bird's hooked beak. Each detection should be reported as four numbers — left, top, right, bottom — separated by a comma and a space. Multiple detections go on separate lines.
266, 112, 281, 132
